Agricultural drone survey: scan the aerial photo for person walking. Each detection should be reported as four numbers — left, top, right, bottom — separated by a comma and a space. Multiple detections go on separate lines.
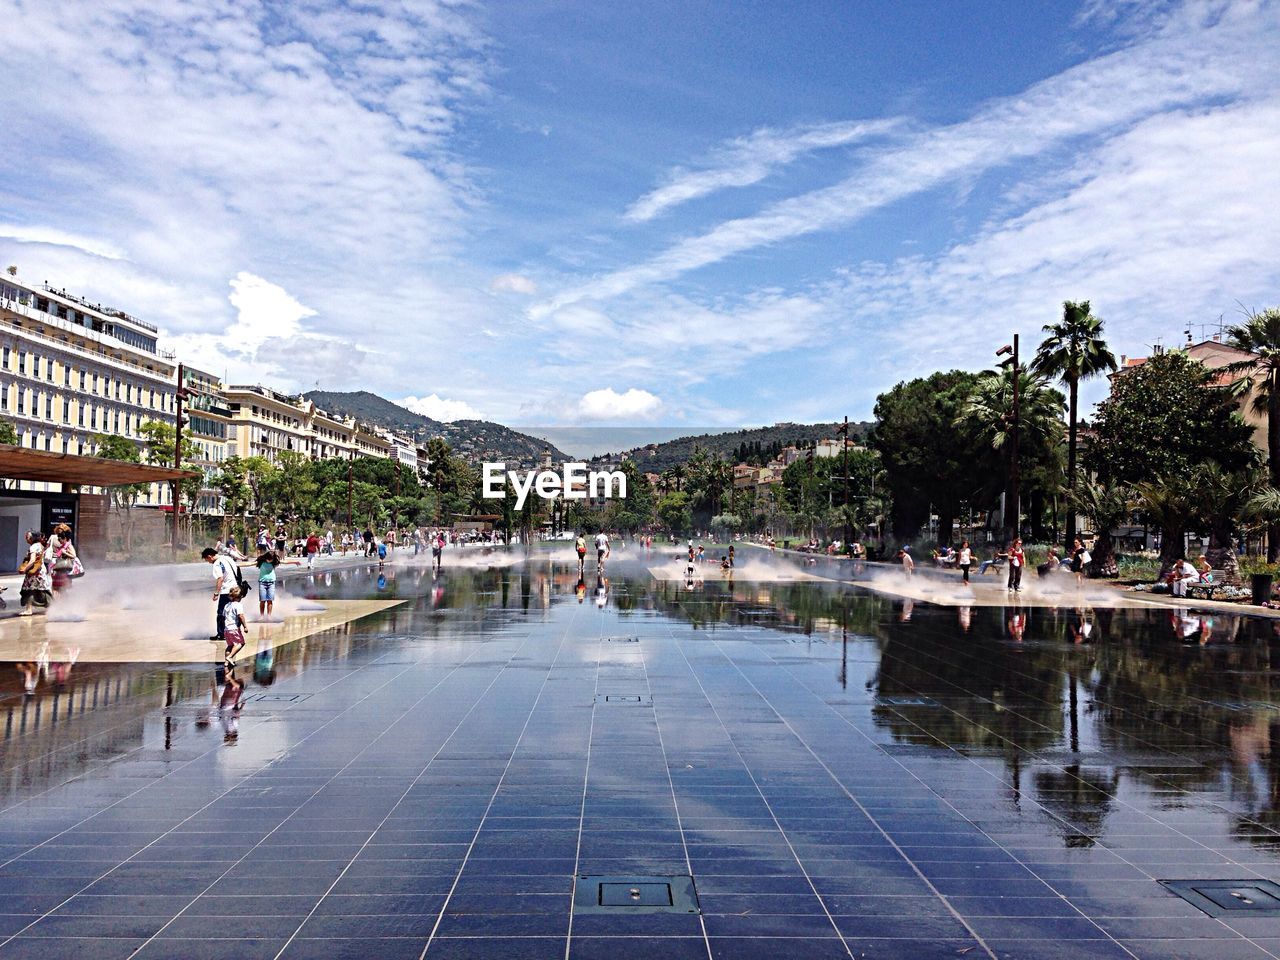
49, 523, 80, 592
305, 531, 321, 570
897, 546, 914, 577
222, 587, 248, 668
1007, 538, 1025, 593
575, 533, 587, 576
18, 531, 53, 615
958, 540, 972, 584
1071, 538, 1091, 587
202, 547, 241, 641
594, 529, 610, 571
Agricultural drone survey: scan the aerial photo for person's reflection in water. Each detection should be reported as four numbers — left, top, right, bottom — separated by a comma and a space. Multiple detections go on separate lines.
1069, 609, 1094, 644
254, 627, 277, 687
1007, 608, 1026, 642
16, 661, 39, 696
576, 576, 587, 604
957, 605, 972, 634
46, 647, 78, 690
377, 572, 387, 592
898, 599, 914, 622
594, 573, 608, 609
1171, 610, 1201, 643
220, 667, 245, 744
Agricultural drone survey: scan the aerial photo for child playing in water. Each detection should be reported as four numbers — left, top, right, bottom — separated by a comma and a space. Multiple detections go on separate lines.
222, 587, 247, 668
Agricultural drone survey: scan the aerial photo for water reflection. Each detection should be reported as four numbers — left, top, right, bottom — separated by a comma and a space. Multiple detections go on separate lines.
7, 559, 1280, 856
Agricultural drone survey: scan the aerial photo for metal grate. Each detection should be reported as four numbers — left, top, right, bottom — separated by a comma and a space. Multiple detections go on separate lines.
603, 636, 640, 643
596, 694, 651, 704
1163, 880, 1280, 917
574, 875, 699, 914
249, 693, 312, 703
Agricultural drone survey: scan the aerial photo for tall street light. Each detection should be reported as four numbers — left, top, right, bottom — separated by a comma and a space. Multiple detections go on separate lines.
996, 336, 1020, 543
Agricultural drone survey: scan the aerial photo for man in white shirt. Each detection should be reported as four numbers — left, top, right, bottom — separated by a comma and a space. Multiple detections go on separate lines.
202, 546, 240, 641
594, 531, 610, 569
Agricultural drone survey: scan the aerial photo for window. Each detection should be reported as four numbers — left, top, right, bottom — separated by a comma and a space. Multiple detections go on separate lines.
79, 371, 85, 390
32, 355, 39, 378
113, 411, 119, 432
90, 406, 97, 430
126, 383, 132, 403
62, 438, 69, 454
16, 389, 24, 414
18, 351, 26, 375
31, 390, 39, 418
15, 428, 22, 446
44, 394, 52, 419
0, 383, 6, 412
78, 403, 84, 426
149, 389, 155, 408
2, 346, 8, 369
92, 373, 98, 394
63, 364, 70, 386
62, 398, 70, 423
43, 434, 51, 451
45, 358, 53, 381
77, 441, 84, 455
115, 379, 121, 400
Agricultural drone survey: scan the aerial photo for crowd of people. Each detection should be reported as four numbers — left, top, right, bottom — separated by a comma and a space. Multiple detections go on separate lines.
904, 536, 1098, 592
15, 523, 82, 615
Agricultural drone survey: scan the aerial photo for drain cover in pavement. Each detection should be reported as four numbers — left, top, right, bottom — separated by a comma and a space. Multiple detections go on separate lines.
595, 694, 652, 704
574, 875, 699, 914
603, 636, 640, 642
1163, 880, 1280, 917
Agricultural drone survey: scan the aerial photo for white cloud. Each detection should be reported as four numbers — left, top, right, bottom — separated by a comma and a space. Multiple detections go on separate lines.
0, 223, 125, 261
578, 387, 662, 421
399, 394, 484, 422
490, 273, 538, 295
533, 1, 1280, 320
624, 118, 902, 222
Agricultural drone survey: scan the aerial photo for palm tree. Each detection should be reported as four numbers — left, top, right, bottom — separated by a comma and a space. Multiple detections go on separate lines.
1068, 481, 1133, 578
1224, 306, 1280, 559
1032, 301, 1118, 547
960, 367, 1065, 540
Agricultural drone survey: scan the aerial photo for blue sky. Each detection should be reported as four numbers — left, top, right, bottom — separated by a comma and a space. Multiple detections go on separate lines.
1, 0, 1278, 453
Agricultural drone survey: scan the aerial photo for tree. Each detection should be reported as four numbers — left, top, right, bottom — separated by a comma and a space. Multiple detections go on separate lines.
1224, 306, 1280, 559
1068, 482, 1133, 578
0, 420, 17, 445
959, 368, 1065, 541
657, 491, 693, 535
138, 419, 201, 542
871, 371, 985, 542
1087, 351, 1258, 486
94, 434, 146, 552
1032, 300, 1117, 546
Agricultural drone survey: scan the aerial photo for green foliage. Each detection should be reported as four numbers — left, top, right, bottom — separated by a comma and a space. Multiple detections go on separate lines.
1086, 351, 1258, 485
597, 421, 870, 474
607, 460, 655, 532
657, 491, 693, 534
871, 370, 985, 540
0, 419, 17, 445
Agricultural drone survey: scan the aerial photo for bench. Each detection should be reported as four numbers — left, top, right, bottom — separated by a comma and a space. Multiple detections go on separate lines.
1185, 570, 1230, 600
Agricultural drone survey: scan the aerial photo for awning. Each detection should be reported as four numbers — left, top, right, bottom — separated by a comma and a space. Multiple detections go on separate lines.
0, 443, 200, 487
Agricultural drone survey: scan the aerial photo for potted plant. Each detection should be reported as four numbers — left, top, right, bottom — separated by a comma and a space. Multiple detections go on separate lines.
1239, 556, 1279, 605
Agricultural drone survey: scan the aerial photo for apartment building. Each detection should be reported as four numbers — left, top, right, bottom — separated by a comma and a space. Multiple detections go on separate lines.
222, 385, 398, 464
0, 274, 177, 507
182, 366, 233, 514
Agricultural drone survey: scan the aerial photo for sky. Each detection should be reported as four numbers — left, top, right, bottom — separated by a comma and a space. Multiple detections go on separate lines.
1, 0, 1278, 454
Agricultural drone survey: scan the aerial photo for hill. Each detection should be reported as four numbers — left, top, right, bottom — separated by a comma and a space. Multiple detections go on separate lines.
303, 391, 571, 464
590, 421, 873, 473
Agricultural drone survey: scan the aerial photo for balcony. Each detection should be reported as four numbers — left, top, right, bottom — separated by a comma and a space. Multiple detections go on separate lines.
0, 310, 173, 382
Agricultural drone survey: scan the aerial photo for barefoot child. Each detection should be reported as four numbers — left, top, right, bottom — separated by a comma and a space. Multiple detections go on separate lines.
222, 588, 248, 667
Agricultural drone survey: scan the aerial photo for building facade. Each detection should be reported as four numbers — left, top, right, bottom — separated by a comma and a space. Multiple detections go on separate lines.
0, 274, 178, 507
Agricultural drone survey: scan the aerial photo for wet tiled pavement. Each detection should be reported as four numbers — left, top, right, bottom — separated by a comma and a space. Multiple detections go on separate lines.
6, 555, 1280, 958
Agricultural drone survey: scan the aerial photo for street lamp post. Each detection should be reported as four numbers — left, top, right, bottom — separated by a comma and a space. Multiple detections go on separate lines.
837, 416, 851, 552
172, 363, 189, 557
996, 335, 1021, 543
